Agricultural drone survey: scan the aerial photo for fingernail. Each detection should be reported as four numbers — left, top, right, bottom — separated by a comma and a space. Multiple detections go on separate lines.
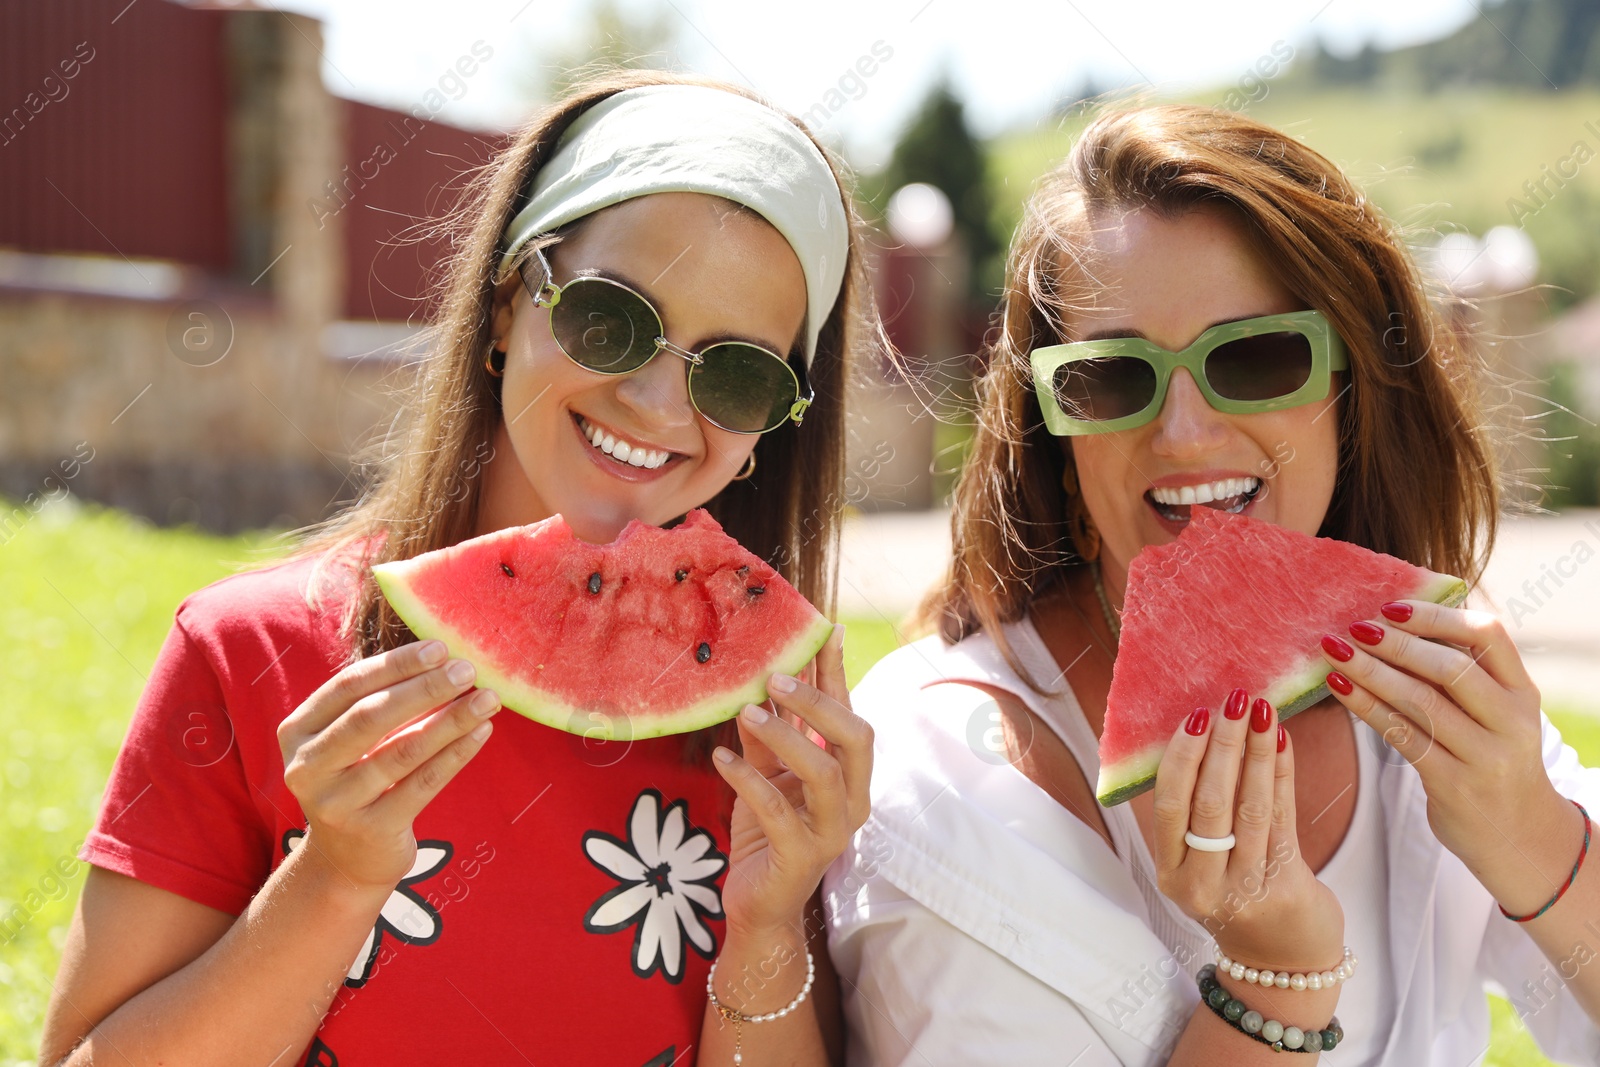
1320, 634, 1354, 662
420, 640, 447, 666
472, 689, 499, 716
1250, 697, 1273, 733
1327, 670, 1354, 696
1185, 706, 1210, 736
470, 721, 492, 741
1380, 601, 1413, 622
768, 673, 797, 694
714, 746, 735, 764
447, 659, 475, 685
1224, 687, 1248, 720
1277, 725, 1288, 752
833, 623, 846, 649
1349, 620, 1385, 646
742, 704, 770, 724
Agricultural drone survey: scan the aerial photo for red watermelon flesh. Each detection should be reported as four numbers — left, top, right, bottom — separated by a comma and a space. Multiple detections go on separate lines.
372, 509, 834, 741
1096, 506, 1467, 806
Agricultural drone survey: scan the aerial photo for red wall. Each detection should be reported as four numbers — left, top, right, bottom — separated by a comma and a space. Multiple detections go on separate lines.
335, 100, 510, 323
0, 0, 232, 272
1, 0, 512, 323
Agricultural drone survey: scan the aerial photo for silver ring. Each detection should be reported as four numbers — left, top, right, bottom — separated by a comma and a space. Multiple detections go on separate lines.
1185, 830, 1237, 852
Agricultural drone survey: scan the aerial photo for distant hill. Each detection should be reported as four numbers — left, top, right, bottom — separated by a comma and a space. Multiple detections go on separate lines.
1298, 0, 1600, 91
990, 88, 1600, 310
982, 0, 1600, 310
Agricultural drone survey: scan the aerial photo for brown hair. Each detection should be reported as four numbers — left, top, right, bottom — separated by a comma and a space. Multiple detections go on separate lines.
918, 104, 1500, 674
280, 70, 875, 679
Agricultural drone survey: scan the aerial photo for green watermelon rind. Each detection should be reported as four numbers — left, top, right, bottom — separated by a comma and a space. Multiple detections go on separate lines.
1093, 572, 1469, 808
373, 561, 836, 742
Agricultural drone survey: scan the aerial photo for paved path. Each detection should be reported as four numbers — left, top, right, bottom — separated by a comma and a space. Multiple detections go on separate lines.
839, 508, 1600, 715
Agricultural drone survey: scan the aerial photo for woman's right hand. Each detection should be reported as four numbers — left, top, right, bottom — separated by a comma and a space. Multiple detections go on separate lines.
1151, 689, 1344, 971
276, 639, 500, 891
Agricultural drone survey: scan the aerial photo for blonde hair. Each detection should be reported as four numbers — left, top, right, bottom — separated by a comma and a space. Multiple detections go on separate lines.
919, 104, 1500, 673
282, 70, 876, 670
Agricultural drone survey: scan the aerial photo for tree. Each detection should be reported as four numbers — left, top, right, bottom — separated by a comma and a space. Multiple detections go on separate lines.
878, 76, 997, 298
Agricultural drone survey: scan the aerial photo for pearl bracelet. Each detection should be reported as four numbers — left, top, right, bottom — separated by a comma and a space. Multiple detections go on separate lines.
1215, 944, 1357, 991
707, 948, 815, 1066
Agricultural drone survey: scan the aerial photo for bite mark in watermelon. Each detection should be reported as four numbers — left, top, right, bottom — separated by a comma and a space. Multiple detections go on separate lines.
1096, 507, 1467, 807
372, 509, 834, 741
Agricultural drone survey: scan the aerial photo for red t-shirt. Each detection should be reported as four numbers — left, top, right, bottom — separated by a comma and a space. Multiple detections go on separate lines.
81, 548, 736, 1066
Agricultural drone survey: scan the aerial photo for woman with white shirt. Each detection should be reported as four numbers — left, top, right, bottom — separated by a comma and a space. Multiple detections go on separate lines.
825, 104, 1600, 1065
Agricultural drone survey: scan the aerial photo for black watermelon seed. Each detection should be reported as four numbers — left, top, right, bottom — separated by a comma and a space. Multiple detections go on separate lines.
747, 585, 766, 596
696, 641, 711, 663
500, 563, 514, 578
674, 567, 689, 582
587, 572, 602, 595
737, 565, 750, 577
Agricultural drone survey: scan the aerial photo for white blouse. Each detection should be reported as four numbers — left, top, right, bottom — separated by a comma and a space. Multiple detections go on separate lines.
1310, 717, 1393, 1063
824, 619, 1600, 1066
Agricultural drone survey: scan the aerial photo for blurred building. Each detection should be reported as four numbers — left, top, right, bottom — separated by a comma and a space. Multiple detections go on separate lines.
0, 0, 507, 530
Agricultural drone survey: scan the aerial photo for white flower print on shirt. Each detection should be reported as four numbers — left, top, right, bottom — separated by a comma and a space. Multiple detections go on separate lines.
282, 829, 452, 987
582, 788, 727, 983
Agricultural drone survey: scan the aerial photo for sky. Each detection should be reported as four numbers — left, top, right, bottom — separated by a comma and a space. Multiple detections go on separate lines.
271, 0, 1480, 168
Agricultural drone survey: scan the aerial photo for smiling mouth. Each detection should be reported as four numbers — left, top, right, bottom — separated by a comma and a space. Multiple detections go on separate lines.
575, 414, 676, 471
1145, 476, 1262, 522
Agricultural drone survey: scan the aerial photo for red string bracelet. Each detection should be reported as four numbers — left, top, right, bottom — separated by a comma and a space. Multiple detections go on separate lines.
1500, 800, 1591, 923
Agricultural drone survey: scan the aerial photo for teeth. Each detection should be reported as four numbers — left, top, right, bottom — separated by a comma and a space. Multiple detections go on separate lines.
578, 416, 670, 470
1150, 477, 1261, 506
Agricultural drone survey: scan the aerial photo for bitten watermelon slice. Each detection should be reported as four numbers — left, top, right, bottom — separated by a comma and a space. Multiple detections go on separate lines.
372, 509, 833, 741
1096, 507, 1468, 806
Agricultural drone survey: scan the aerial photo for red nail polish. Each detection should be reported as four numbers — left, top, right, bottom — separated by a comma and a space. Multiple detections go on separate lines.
1224, 687, 1248, 720
1327, 670, 1354, 695
1349, 620, 1385, 646
1185, 706, 1210, 736
1380, 601, 1413, 622
1277, 724, 1287, 752
1250, 697, 1273, 733
1321, 633, 1354, 662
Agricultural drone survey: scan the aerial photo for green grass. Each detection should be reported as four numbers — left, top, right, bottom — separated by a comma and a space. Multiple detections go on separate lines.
0, 499, 284, 1062
0, 496, 1591, 1064
841, 615, 905, 689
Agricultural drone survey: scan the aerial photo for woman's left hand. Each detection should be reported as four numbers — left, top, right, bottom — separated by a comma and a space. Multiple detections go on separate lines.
712, 624, 873, 938
1319, 600, 1582, 912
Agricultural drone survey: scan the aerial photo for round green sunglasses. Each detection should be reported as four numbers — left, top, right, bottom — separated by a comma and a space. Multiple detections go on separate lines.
512, 244, 812, 435
1029, 309, 1349, 436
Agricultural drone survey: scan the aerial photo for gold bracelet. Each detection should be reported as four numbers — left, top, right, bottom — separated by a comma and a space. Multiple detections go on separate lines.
706, 948, 815, 1065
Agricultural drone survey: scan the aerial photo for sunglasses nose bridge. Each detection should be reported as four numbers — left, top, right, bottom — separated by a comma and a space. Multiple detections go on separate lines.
654, 338, 705, 366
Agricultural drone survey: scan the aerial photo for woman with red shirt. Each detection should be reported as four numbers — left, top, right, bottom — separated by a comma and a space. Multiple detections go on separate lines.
41, 71, 875, 1066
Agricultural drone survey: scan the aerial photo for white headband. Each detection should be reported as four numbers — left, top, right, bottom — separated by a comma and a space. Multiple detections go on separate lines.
498, 84, 850, 368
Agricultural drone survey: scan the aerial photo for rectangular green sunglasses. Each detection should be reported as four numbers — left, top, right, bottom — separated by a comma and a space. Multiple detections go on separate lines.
1030, 309, 1349, 436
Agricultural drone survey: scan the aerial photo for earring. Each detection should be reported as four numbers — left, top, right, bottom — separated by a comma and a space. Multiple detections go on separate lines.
484, 340, 506, 378
1061, 459, 1101, 562
733, 451, 757, 481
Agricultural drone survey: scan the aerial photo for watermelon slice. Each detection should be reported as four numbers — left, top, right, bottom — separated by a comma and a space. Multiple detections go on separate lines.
1096, 507, 1467, 806
371, 509, 833, 741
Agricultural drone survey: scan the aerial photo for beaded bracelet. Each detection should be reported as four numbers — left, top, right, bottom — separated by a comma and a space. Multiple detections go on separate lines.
1198, 965, 1343, 1053
1215, 945, 1358, 991
1500, 800, 1590, 923
707, 948, 815, 1066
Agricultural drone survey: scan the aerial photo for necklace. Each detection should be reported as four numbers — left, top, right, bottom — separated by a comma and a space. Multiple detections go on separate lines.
1091, 560, 1122, 642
